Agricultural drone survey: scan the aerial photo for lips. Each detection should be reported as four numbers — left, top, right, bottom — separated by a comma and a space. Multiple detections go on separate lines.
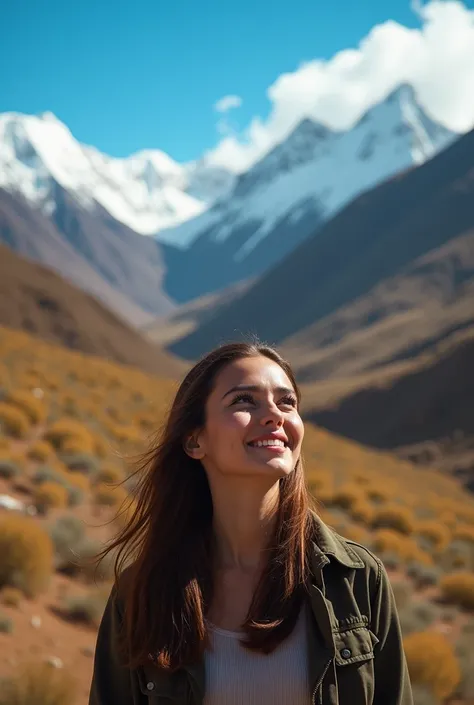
247, 433, 290, 449
249, 439, 286, 448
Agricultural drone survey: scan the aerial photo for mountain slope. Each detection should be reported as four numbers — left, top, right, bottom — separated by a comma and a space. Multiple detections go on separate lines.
0, 189, 154, 326
160, 85, 458, 302
48, 181, 176, 318
0, 243, 187, 378
170, 126, 474, 359
303, 328, 474, 489
283, 231, 474, 382
143, 279, 254, 347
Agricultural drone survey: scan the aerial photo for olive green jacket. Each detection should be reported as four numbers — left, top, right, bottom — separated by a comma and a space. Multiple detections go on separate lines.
89, 520, 413, 705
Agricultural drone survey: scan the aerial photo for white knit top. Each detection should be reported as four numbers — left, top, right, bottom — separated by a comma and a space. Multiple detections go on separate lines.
203, 606, 310, 705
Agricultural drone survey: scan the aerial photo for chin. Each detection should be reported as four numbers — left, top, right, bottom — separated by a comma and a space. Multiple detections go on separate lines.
251, 458, 294, 478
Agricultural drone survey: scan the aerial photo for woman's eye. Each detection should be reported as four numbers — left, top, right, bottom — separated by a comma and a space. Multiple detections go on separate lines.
231, 393, 297, 408
231, 393, 255, 405
281, 396, 297, 408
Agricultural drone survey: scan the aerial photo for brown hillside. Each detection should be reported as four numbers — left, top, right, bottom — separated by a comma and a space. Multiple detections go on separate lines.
303, 328, 474, 488
0, 244, 187, 378
143, 279, 254, 346
282, 230, 474, 382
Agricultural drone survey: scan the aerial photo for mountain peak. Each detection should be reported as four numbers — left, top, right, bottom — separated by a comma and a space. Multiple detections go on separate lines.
37, 110, 63, 124
0, 111, 234, 234
384, 82, 417, 104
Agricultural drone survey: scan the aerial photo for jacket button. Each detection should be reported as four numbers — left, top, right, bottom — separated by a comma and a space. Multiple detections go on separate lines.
341, 648, 352, 659
146, 682, 155, 691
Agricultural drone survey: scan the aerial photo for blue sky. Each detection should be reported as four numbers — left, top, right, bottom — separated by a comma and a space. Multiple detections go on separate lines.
1, 0, 473, 164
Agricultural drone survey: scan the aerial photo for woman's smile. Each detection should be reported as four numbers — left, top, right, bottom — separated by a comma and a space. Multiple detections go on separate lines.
248, 442, 286, 454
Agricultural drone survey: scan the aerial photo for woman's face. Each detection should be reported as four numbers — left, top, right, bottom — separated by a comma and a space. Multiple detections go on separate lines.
188, 355, 304, 481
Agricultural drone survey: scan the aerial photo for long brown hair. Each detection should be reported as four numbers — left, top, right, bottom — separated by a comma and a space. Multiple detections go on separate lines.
101, 341, 314, 671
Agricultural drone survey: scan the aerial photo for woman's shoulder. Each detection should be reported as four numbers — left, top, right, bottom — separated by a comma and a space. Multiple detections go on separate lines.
309, 513, 384, 584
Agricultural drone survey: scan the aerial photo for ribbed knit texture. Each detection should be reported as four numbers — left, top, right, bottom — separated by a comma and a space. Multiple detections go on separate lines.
203, 606, 310, 704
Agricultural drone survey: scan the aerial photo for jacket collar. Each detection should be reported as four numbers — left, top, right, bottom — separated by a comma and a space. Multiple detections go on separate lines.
310, 514, 365, 570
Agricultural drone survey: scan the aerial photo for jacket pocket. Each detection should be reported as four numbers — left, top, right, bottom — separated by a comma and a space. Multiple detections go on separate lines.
333, 626, 379, 667
137, 665, 160, 700
137, 663, 189, 703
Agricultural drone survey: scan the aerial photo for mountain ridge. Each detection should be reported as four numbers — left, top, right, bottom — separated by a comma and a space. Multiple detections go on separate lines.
159, 83, 459, 302
168, 125, 474, 358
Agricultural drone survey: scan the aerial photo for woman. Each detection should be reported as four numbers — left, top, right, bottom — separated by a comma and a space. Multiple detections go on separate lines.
89, 342, 413, 705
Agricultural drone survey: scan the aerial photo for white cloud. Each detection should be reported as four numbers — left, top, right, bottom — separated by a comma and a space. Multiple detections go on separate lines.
207, 0, 474, 172
214, 95, 243, 113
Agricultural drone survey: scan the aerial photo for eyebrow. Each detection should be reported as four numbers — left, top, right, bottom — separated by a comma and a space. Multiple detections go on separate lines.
221, 384, 296, 400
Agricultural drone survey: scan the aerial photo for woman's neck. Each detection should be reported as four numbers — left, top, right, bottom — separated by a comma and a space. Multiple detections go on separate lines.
210, 478, 280, 571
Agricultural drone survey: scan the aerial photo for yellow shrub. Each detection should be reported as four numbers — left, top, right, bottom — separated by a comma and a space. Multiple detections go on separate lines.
0, 514, 53, 597
27, 439, 55, 462
404, 631, 461, 700
34, 482, 69, 512
343, 524, 369, 545
366, 485, 392, 504
1, 586, 23, 607
415, 520, 451, 552
96, 465, 124, 485
136, 413, 155, 432
453, 525, 474, 544
351, 470, 373, 486
373, 528, 404, 555
439, 510, 457, 531
372, 505, 415, 535
111, 425, 142, 444
6, 390, 46, 425
61, 435, 95, 454
1, 661, 77, 705
440, 572, 474, 610
94, 483, 128, 508
331, 484, 365, 510
456, 509, 474, 526
94, 434, 110, 459
351, 501, 375, 526
312, 485, 334, 506
372, 529, 432, 565
0, 403, 30, 438
0, 437, 10, 451
306, 471, 333, 492
44, 418, 95, 453
64, 471, 90, 492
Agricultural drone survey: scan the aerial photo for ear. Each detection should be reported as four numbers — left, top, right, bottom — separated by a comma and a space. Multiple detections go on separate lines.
183, 432, 205, 460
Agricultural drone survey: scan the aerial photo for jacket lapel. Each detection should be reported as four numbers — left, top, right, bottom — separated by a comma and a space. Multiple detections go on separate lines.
305, 517, 365, 704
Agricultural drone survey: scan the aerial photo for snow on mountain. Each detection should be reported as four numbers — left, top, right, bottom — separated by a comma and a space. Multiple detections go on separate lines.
0, 111, 235, 234
0, 84, 460, 270
157, 84, 459, 256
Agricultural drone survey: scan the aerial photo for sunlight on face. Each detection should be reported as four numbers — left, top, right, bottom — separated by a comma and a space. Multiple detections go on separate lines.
196, 355, 304, 482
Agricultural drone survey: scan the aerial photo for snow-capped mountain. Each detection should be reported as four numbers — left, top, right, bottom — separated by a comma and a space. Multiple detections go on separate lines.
0, 111, 235, 234
0, 84, 462, 309
159, 84, 459, 301
159, 84, 457, 252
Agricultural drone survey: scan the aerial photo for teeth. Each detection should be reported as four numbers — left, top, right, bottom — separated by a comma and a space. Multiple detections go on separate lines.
251, 439, 286, 447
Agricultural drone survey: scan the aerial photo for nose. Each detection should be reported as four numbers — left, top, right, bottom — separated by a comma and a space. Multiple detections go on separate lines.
260, 402, 284, 428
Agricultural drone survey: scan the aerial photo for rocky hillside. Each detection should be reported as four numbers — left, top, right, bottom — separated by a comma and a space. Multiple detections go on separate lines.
0, 244, 187, 378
